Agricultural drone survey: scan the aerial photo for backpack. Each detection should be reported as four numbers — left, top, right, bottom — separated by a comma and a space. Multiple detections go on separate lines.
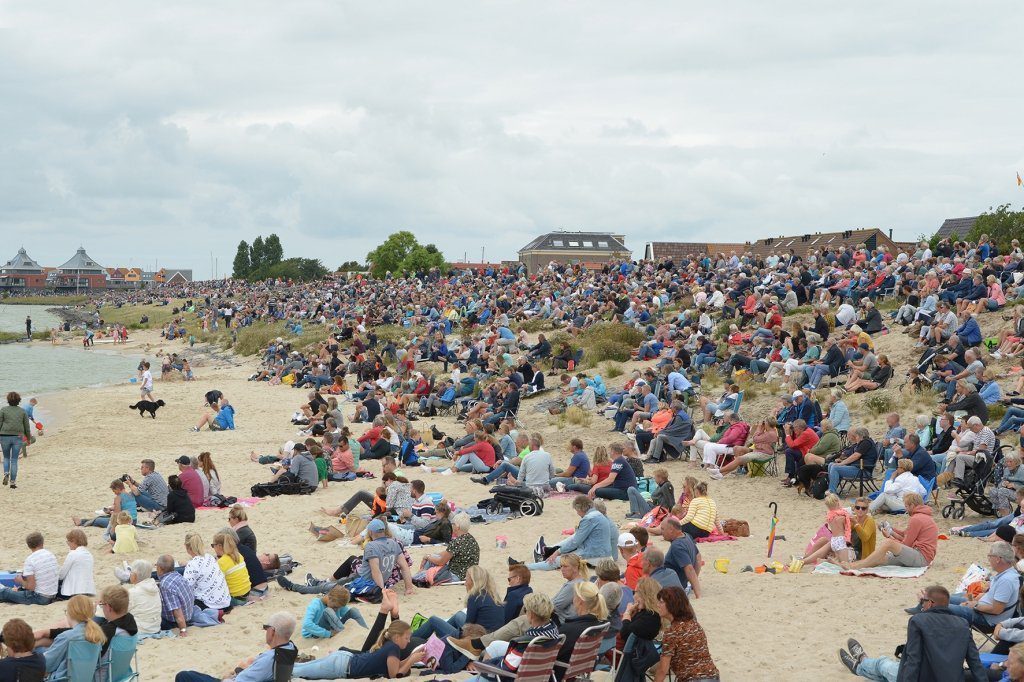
810, 472, 829, 500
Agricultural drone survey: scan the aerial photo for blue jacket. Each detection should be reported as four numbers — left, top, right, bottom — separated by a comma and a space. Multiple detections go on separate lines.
829, 400, 851, 433
956, 317, 982, 346
466, 594, 505, 632
903, 445, 937, 480
504, 584, 533, 621
558, 509, 612, 559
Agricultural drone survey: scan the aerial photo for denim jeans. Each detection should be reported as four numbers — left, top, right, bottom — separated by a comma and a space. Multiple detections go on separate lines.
947, 594, 996, 629
627, 487, 653, 516
455, 454, 490, 474
484, 462, 520, 483
413, 614, 461, 640
133, 492, 164, 511
0, 587, 54, 605
175, 673, 219, 682
996, 407, 1024, 434
959, 514, 1014, 537
595, 487, 630, 501
827, 464, 862, 492
1, 435, 22, 482
855, 656, 899, 682
293, 650, 354, 679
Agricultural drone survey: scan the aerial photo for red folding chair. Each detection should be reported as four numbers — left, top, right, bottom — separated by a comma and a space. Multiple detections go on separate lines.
472, 635, 565, 682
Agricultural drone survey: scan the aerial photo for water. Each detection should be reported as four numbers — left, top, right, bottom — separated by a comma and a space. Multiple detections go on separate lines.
0, 305, 139, 395
0, 304, 62, 334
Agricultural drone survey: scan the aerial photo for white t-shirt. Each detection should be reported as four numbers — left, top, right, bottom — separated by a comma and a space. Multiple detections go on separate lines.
142, 370, 153, 391
23, 548, 59, 598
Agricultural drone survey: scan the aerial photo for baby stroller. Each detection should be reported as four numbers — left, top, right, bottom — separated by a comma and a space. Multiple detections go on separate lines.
942, 451, 998, 520
482, 485, 544, 517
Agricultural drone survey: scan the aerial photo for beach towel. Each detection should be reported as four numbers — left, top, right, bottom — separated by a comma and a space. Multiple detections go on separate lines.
695, 532, 736, 543
813, 561, 928, 579
195, 497, 262, 511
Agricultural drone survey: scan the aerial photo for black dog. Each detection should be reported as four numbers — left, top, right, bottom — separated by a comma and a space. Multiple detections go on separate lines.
129, 400, 166, 418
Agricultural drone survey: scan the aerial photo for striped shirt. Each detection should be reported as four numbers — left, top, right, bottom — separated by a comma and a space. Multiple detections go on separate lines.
974, 427, 996, 455
681, 497, 717, 533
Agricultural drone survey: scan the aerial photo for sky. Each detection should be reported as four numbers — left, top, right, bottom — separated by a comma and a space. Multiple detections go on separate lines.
2, 1, 1023, 278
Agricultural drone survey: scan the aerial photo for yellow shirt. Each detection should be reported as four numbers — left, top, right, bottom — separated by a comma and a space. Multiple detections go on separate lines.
112, 524, 138, 554
854, 516, 876, 558
681, 497, 717, 533
218, 554, 251, 598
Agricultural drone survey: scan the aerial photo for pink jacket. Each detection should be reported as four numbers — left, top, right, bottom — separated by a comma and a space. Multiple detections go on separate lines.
719, 422, 751, 447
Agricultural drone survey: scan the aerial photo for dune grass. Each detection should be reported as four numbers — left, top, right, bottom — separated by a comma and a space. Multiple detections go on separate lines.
0, 295, 90, 306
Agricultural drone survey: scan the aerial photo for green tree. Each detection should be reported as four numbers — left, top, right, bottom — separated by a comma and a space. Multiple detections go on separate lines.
366, 231, 419, 278
968, 204, 1024, 253
264, 233, 284, 267
232, 240, 251, 278
400, 243, 446, 274
337, 260, 364, 272
265, 258, 329, 282
249, 236, 266, 271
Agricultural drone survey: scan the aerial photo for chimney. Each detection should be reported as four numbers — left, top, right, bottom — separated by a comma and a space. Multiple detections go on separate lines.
888, 229, 893, 240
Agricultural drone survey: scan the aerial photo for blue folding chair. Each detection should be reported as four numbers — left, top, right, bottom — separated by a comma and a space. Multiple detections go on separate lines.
50, 639, 102, 682
106, 635, 140, 682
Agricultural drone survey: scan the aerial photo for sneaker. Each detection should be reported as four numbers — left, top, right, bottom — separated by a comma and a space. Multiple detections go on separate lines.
470, 476, 489, 485
533, 536, 547, 563
847, 639, 866, 665
839, 649, 859, 674
446, 636, 483, 660
992, 351, 1003, 359
555, 482, 566, 493
8, 483, 15, 489
624, 512, 642, 520
305, 572, 317, 586
904, 602, 924, 615
709, 470, 724, 480
189, 426, 200, 432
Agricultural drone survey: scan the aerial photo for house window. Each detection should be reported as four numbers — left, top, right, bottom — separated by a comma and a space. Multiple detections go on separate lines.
568, 241, 580, 247
552, 240, 564, 247
598, 241, 609, 248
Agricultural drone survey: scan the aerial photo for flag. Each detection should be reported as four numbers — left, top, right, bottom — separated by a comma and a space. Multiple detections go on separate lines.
1018, 171, 1023, 187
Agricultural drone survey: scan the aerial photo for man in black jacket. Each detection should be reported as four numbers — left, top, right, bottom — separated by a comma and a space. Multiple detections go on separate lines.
838, 585, 986, 681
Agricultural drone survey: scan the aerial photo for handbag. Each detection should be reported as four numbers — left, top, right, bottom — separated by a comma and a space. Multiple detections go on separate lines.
722, 519, 750, 537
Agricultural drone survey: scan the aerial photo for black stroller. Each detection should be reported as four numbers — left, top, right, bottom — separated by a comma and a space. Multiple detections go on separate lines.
481, 485, 544, 517
942, 451, 999, 520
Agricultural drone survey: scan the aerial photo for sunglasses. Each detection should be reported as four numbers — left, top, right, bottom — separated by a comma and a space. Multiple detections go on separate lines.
262, 624, 274, 631
853, 506, 868, 510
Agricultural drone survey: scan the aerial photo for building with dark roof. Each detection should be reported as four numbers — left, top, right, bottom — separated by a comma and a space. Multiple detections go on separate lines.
49, 247, 108, 291
646, 228, 900, 263
0, 247, 48, 290
518, 231, 631, 272
933, 216, 978, 242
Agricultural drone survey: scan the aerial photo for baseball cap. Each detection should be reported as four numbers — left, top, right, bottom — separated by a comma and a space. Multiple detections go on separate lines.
792, 390, 803, 399
367, 519, 386, 533
175, 455, 191, 465
618, 532, 638, 548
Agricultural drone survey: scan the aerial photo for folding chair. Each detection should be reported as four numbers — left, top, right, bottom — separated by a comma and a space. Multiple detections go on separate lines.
106, 635, 140, 682
837, 458, 879, 497
554, 624, 609, 682
747, 448, 779, 478
436, 399, 458, 418
49, 640, 102, 682
273, 644, 299, 682
472, 635, 565, 682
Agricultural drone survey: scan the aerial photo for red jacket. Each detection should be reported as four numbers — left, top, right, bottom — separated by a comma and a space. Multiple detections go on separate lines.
785, 428, 819, 456
718, 422, 750, 447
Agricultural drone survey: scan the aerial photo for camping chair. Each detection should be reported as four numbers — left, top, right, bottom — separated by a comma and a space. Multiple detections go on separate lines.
436, 397, 458, 418
554, 624, 609, 682
472, 635, 565, 682
106, 635, 140, 682
609, 634, 669, 682
747, 447, 779, 478
49, 640, 102, 682
837, 457, 879, 497
273, 644, 299, 682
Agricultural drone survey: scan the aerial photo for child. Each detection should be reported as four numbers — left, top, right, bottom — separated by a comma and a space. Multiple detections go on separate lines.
182, 359, 195, 381
110, 511, 138, 554
312, 445, 330, 490
301, 586, 367, 638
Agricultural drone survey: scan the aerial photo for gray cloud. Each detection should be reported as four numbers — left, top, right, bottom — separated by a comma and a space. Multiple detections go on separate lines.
2, 1, 1022, 275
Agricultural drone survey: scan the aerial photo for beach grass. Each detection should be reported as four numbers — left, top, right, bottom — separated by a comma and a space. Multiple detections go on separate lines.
98, 300, 190, 329
0, 331, 51, 343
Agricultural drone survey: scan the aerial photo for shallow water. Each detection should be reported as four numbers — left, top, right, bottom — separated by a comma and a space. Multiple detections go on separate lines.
0, 303, 62, 334
0, 337, 140, 395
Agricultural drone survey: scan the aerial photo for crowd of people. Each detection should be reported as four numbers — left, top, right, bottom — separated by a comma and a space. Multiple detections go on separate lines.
5, 233, 1024, 680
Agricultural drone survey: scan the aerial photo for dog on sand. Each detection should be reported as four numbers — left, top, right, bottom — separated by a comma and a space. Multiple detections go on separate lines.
129, 399, 166, 418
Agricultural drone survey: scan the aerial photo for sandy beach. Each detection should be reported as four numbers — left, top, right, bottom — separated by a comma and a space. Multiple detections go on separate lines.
0, 325, 1010, 680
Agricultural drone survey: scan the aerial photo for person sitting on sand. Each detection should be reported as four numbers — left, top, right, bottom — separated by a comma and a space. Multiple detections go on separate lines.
851, 498, 876, 560
182, 532, 232, 612
58, 529, 95, 598
302, 585, 367, 639
155, 474, 197, 526
520, 495, 612, 571
175, 611, 298, 682
413, 513, 479, 585
125, 559, 162, 636
109, 511, 139, 554
190, 395, 235, 432
228, 505, 257, 551
0, 618, 47, 679
0, 532, 59, 606
72, 478, 138, 529
839, 493, 937, 570
800, 493, 854, 565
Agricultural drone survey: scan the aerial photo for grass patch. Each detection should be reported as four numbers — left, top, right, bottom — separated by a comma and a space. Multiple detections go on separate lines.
734, 372, 762, 401
786, 305, 813, 316
577, 323, 644, 368
518, 318, 554, 334
0, 331, 51, 343
604, 363, 624, 379
230, 321, 334, 356
988, 402, 1007, 423
561, 406, 593, 428
864, 392, 894, 415
98, 301, 190, 329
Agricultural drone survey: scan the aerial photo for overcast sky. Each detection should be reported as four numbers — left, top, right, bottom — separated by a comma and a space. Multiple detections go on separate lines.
3, 1, 1023, 277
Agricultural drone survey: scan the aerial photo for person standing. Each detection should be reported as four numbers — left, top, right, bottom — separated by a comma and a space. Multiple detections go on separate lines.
25, 315, 32, 340
1, 391, 32, 489
140, 361, 155, 402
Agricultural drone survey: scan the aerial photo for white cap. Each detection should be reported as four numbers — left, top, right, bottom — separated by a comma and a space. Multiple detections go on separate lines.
618, 532, 638, 548
792, 390, 803, 399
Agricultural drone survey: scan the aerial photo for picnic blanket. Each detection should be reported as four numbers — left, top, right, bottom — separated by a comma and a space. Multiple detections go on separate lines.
695, 532, 737, 543
196, 497, 262, 511
813, 561, 928, 579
